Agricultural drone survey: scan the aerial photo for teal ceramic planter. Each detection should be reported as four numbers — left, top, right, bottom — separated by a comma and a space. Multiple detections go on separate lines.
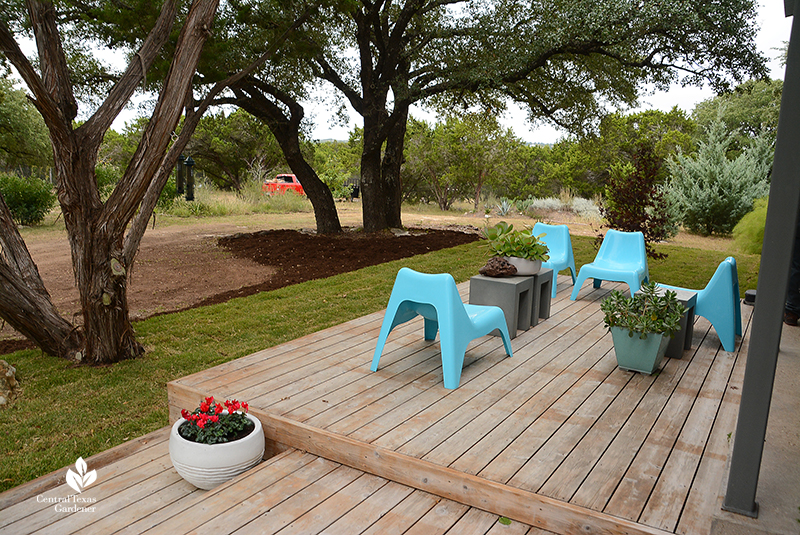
610, 326, 670, 374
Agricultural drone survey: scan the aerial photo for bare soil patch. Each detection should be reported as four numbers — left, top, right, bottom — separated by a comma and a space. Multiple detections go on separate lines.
0, 222, 479, 355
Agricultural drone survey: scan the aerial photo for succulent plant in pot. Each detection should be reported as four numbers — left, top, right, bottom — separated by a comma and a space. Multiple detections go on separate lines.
482, 221, 549, 275
601, 281, 686, 374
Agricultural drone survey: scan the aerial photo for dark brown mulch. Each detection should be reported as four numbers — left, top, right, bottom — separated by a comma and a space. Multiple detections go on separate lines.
201, 227, 480, 306
0, 226, 480, 355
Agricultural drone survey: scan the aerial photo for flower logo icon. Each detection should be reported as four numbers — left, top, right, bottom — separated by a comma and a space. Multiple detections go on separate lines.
65, 457, 96, 494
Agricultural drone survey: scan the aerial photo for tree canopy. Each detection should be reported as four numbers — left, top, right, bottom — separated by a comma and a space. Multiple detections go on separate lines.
308, 0, 768, 230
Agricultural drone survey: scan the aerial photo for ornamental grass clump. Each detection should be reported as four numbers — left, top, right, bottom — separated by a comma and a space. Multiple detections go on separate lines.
179, 397, 254, 445
601, 281, 686, 339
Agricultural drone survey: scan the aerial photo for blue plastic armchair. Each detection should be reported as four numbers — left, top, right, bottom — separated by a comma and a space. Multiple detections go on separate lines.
533, 222, 577, 298
658, 257, 742, 352
570, 229, 649, 300
371, 267, 513, 389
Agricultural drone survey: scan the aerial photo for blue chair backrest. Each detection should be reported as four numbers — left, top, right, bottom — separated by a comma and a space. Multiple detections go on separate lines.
702, 256, 739, 307
391, 267, 468, 324
532, 222, 570, 259
596, 229, 647, 268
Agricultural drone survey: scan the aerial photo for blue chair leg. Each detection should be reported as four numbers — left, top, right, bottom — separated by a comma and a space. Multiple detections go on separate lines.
371, 313, 397, 371
593, 278, 603, 289
571, 271, 590, 300
440, 335, 468, 389
424, 318, 438, 341
498, 323, 513, 357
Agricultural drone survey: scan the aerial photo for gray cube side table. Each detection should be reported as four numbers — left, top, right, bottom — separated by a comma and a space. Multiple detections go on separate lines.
469, 275, 533, 339
641, 286, 698, 359
530, 268, 553, 327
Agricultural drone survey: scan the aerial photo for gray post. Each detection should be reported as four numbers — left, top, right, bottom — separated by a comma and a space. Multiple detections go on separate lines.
177, 154, 185, 195
723, 2, 800, 517
185, 156, 195, 202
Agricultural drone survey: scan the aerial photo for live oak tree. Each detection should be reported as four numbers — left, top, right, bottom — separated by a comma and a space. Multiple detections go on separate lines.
310, 0, 768, 231
185, 2, 346, 234
0, 0, 221, 363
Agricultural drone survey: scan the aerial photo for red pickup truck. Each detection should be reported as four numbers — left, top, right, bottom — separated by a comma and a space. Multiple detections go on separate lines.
262, 174, 305, 196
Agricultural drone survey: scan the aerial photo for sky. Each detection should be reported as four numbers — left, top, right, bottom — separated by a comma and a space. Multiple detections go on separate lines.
305, 0, 794, 144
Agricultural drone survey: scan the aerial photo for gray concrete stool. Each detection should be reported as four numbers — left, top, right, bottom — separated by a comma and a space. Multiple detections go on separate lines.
530, 268, 553, 327
469, 275, 533, 339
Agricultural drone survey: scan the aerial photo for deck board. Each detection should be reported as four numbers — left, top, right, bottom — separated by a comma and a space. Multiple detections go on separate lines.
0, 274, 757, 535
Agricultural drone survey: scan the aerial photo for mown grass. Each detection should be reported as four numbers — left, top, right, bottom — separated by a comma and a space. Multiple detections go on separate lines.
0, 235, 759, 493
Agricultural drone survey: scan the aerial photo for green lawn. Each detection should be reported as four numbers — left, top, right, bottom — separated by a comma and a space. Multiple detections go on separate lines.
0, 236, 759, 493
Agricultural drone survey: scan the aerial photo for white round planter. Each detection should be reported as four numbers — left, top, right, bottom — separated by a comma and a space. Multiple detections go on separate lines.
169, 413, 265, 490
504, 257, 542, 275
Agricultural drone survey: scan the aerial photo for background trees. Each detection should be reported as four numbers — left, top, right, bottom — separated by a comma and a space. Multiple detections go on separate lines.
311, 0, 767, 231
0, 75, 51, 170
667, 118, 772, 236
187, 109, 285, 191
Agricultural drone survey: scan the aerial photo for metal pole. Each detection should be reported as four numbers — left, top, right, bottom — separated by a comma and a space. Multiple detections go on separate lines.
723, 3, 800, 516
185, 156, 195, 202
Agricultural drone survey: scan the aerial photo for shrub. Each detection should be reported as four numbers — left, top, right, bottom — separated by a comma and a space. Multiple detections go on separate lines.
733, 197, 768, 254
157, 176, 179, 209
600, 142, 678, 259
95, 165, 121, 199
570, 197, 601, 220
0, 172, 56, 225
667, 119, 771, 236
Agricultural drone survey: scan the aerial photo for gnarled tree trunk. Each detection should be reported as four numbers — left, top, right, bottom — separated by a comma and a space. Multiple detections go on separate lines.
230, 79, 342, 234
0, 0, 220, 363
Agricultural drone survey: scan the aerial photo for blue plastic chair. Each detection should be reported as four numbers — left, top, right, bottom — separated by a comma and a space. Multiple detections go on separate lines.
533, 222, 577, 298
570, 229, 649, 300
371, 267, 513, 389
658, 257, 742, 352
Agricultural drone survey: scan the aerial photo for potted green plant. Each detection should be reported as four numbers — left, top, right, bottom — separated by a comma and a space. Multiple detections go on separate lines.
169, 396, 265, 489
601, 281, 686, 374
483, 221, 550, 275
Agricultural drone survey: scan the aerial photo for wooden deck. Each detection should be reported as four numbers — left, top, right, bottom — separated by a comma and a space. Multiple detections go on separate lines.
0, 276, 752, 535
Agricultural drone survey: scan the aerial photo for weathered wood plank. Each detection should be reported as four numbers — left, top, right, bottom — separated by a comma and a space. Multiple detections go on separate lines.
567, 321, 707, 512
372, 298, 610, 453
214, 464, 362, 535
637, 344, 740, 530
603, 317, 724, 521
253, 470, 385, 534
253, 408, 673, 535
403, 498, 470, 535
441, 507, 506, 535
476, 326, 617, 484
178, 312, 382, 388
537, 369, 654, 501
405, 316, 613, 463
674, 305, 752, 535
359, 490, 441, 534
509, 352, 633, 493
162, 453, 338, 535
322, 481, 416, 535
0, 425, 169, 512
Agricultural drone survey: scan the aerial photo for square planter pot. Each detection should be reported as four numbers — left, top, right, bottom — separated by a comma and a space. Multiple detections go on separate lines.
610, 326, 670, 375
